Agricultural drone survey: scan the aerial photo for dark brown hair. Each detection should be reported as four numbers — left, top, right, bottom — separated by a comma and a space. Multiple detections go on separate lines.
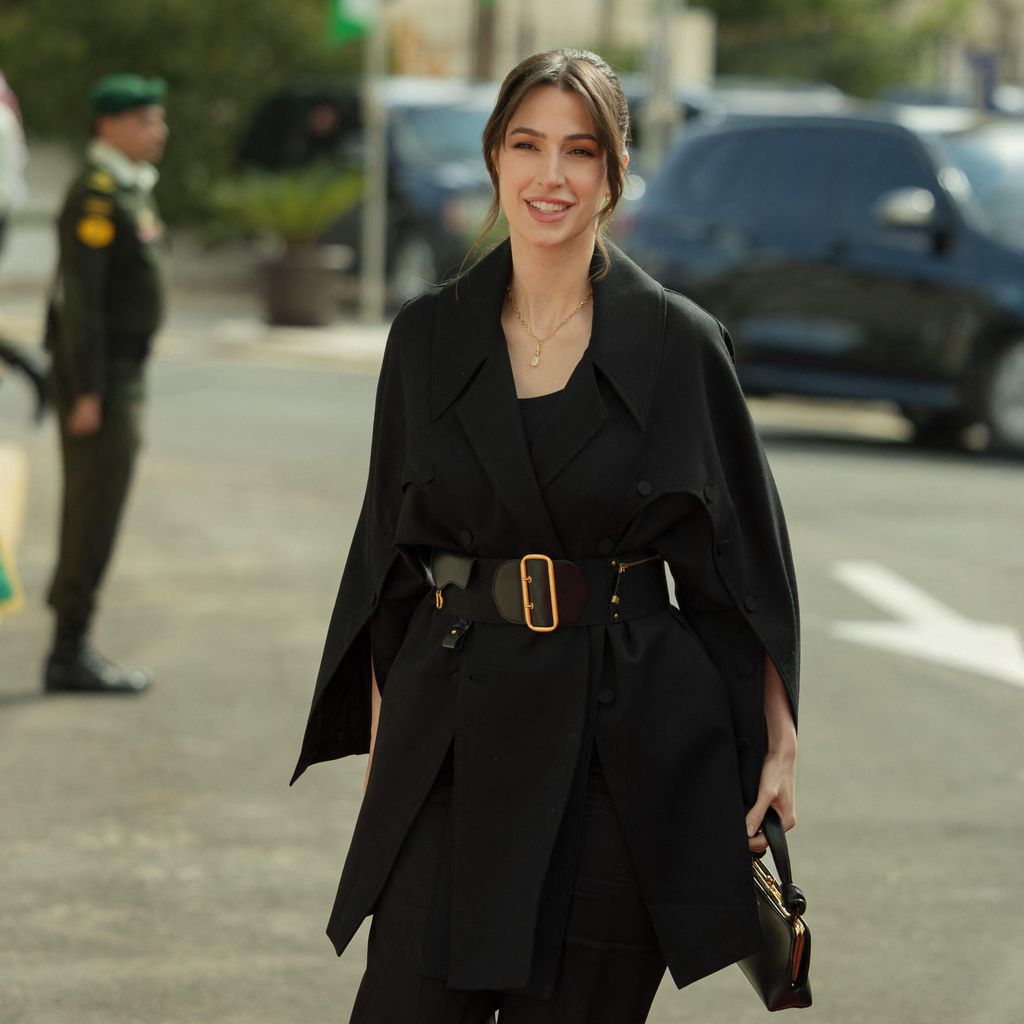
468, 48, 630, 279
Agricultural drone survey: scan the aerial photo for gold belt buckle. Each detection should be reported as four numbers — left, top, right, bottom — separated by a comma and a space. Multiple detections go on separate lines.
520, 553, 558, 633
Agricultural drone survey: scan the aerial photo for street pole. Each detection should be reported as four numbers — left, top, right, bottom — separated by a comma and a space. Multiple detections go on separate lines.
473, 0, 498, 82
642, 0, 682, 175
359, 0, 390, 324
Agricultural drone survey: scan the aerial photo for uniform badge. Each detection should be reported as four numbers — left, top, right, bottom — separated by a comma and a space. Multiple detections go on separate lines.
76, 215, 116, 249
87, 170, 117, 193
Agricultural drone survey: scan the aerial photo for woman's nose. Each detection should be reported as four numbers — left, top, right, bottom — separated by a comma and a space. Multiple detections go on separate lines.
536, 152, 567, 188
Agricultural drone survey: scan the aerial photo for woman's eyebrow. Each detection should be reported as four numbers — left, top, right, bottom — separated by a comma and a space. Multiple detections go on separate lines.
508, 126, 599, 143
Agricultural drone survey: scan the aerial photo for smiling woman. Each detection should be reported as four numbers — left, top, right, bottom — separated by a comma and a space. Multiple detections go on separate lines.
296, 48, 802, 1024
478, 50, 630, 278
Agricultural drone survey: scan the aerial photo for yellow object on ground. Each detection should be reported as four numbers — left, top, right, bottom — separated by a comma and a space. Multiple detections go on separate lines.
0, 443, 27, 615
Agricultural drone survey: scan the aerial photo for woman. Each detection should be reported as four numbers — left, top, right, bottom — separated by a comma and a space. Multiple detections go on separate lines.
292, 49, 800, 1022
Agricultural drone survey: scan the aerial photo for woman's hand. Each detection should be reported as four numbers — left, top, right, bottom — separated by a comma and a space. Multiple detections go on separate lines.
745, 650, 797, 854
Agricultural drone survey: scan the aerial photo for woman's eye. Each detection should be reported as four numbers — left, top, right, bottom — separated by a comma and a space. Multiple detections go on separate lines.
570, 147, 596, 158
512, 141, 538, 151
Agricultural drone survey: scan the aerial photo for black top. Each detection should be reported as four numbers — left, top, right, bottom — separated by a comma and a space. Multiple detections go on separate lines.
517, 388, 564, 448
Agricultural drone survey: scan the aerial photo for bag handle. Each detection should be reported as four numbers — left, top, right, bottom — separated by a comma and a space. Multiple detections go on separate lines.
760, 806, 807, 918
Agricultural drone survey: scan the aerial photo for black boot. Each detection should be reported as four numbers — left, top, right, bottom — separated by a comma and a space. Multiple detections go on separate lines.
44, 616, 152, 695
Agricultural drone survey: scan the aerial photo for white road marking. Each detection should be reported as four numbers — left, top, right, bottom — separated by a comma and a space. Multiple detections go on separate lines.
832, 561, 1024, 689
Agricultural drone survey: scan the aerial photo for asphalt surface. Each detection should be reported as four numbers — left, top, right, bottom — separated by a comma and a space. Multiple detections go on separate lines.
2, 326, 1022, 1024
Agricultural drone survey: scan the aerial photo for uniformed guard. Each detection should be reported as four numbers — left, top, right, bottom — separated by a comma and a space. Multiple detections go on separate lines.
43, 73, 169, 693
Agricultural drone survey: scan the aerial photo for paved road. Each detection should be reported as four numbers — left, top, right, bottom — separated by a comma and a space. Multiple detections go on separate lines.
1, 338, 1022, 1024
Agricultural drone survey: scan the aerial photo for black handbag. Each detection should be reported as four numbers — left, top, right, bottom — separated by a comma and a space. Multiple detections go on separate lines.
737, 807, 812, 1011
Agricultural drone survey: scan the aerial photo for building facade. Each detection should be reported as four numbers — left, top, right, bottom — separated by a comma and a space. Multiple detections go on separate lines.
386, 0, 716, 89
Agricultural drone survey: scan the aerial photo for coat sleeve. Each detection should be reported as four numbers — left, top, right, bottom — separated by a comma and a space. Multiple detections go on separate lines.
658, 303, 800, 787
54, 179, 120, 397
705, 318, 800, 722
290, 297, 430, 784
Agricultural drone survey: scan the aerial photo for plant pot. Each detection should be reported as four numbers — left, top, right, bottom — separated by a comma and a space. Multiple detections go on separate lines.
259, 244, 353, 327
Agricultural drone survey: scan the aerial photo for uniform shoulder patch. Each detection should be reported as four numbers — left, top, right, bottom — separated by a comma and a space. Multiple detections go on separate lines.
87, 170, 117, 194
76, 215, 116, 249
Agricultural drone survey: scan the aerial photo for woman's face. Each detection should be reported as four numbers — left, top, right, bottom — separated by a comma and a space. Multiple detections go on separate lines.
493, 84, 620, 253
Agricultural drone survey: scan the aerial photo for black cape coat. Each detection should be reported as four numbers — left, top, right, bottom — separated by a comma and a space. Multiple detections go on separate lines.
291, 238, 801, 993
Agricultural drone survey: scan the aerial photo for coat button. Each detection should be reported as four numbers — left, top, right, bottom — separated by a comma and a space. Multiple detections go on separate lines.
597, 688, 615, 705
736, 658, 755, 676
459, 528, 473, 548
635, 479, 653, 496
744, 594, 758, 612
597, 538, 614, 556
703, 482, 717, 503
421, 464, 435, 483
736, 737, 751, 753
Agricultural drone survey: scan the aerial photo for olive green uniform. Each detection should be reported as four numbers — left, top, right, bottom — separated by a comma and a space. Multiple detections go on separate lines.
46, 159, 167, 633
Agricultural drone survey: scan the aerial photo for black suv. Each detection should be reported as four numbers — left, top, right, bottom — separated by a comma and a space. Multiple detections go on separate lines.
618, 106, 1024, 453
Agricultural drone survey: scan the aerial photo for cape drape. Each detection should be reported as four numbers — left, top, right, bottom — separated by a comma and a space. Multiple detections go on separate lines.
291, 238, 801, 993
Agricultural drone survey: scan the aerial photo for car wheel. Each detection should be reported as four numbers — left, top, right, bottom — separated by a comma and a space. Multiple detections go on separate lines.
981, 338, 1024, 455
389, 234, 438, 307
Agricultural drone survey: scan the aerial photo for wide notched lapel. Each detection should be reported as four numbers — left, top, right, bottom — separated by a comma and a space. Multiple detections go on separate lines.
432, 241, 565, 555
584, 242, 666, 431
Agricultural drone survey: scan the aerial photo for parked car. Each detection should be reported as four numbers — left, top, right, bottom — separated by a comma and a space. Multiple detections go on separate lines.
617, 105, 1024, 453
239, 76, 498, 306
619, 74, 850, 186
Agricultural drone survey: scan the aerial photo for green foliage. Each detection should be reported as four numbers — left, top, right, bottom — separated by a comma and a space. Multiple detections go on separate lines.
211, 164, 363, 245
0, 0, 362, 222
595, 45, 645, 76
700, 0, 973, 97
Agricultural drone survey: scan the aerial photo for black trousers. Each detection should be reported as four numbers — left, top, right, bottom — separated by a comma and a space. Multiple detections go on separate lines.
47, 360, 145, 627
349, 750, 667, 1023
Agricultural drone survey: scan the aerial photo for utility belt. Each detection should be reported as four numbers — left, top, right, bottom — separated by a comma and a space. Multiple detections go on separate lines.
426, 547, 669, 648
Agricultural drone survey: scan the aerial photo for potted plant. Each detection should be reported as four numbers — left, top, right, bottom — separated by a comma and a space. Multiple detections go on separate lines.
212, 163, 363, 326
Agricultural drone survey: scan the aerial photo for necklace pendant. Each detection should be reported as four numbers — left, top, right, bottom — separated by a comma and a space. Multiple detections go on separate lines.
530, 354, 540, 367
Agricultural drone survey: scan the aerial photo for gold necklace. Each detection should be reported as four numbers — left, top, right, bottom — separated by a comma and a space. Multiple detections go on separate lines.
506, 285, 593, 367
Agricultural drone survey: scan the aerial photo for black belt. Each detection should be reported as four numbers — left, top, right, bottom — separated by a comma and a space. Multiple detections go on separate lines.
428, 548, 669, 634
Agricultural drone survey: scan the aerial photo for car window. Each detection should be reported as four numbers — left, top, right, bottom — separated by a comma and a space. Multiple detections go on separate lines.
728, 127, 837, 234
833, 128, 938, 238
390, 104, 489, 166
939, 124, 1024, 250
645, 126, 836, 236
642, 133, 734, 208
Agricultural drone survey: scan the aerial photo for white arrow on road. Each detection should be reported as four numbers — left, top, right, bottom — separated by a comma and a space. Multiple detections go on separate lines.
831, 561, 1024, 689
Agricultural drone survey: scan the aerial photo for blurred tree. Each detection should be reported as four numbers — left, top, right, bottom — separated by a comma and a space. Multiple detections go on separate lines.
701, 0, 973, 97
0, 0, 362, 222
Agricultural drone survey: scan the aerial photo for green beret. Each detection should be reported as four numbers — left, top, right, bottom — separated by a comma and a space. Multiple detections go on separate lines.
90, 74, 167, 115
